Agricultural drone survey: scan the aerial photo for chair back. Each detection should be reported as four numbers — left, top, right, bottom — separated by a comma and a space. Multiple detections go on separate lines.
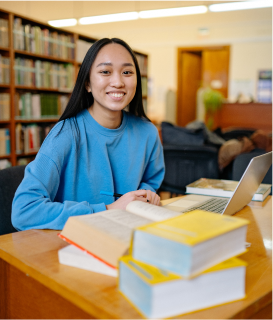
0, 165, 26, 236
160, 145, 219, 195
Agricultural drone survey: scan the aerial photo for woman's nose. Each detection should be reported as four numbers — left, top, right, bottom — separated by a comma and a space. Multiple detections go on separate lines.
110, 73, 124, 87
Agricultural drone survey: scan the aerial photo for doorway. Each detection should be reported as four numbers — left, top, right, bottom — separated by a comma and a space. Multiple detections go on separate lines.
176, 45, 230, 127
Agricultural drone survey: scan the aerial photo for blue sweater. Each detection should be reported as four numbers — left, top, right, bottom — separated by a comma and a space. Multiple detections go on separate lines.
12, 110, 165, 231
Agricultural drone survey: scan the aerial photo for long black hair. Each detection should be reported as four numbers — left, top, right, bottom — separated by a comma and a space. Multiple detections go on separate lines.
57, 38, 149, 136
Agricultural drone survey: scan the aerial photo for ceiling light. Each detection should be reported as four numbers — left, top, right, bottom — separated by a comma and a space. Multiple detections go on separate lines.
79, 12, 138, 25
48, 19, 77, 28
139, 5, 207, 19
209, 0, 273, 12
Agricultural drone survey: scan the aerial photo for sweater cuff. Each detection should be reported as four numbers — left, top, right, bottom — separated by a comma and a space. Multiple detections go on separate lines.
90, 202, 107, 213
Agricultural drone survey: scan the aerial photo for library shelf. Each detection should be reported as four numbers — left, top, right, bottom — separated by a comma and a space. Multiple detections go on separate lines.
15, 118, 59, 123
0, 46, 9, 52
0, 154, 11, 159
14, 50, 75, 64
16, 152, 38, 157
15, 86, 72, 93
0, 7, 148, 167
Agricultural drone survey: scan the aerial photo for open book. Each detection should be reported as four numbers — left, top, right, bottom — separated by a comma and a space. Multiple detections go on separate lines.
59, 201, 181, 269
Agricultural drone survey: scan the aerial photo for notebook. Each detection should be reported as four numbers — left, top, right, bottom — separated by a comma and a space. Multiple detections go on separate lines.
164, 152, 272, 216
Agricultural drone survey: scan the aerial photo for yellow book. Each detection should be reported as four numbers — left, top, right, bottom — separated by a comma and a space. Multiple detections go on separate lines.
131, 210, 249, 277
119, 255, 247, 319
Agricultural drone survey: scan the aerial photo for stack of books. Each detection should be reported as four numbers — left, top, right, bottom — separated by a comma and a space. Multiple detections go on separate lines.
58, 202, 249, 318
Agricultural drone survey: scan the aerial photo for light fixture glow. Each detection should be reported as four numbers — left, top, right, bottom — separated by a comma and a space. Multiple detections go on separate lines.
48, 18, 77, 28
79, 11, 138, 25
139, 5, 207, 19
209, 0, 273, 12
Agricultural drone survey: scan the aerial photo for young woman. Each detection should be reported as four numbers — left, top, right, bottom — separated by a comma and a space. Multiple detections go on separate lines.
12, 38, 165, 231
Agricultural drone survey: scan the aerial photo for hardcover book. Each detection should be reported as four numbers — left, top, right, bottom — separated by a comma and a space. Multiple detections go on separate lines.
59, 201, 182, 269
186, 178, 271, 201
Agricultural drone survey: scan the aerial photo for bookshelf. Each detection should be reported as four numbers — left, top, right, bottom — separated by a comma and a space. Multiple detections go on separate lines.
0, 8, 148, 168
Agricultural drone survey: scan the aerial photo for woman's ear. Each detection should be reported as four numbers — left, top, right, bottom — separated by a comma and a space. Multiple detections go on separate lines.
85, 81, 92, 93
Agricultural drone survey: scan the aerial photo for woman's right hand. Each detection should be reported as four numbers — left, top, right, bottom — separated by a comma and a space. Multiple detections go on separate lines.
106, 190, 151, 210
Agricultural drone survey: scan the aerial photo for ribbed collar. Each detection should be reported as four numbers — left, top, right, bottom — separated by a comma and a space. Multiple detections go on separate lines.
81, 109, 128, 137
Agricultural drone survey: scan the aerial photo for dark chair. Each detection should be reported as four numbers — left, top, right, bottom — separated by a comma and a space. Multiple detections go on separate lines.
232, 150, 272, 185
0, 165, 26, 236
159, 145, 219, 196
215, 128, 256, 141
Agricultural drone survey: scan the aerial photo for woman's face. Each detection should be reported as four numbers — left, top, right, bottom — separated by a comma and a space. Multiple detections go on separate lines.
87, 43, 137, 113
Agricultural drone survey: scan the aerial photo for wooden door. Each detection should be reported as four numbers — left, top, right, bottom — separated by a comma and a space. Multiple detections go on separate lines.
202, 48, 230, 98
177, 52, 201, 127
176, 46, 230, 127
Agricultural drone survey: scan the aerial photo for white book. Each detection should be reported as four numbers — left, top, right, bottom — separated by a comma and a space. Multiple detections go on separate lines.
186, 178, 271, 202
58, 244, 117, 277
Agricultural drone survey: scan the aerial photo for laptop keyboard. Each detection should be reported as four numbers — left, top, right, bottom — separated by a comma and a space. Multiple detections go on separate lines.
183, 198, 229, 214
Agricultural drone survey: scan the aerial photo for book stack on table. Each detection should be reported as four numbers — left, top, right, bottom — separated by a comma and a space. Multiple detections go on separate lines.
58, 202, 249, 319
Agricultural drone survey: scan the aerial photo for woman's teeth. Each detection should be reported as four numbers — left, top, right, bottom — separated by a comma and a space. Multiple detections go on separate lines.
109, 93, 124, 98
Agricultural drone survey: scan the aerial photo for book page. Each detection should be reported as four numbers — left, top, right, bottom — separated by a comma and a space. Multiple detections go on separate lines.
78, 209, 153, 244
126, 201, 181, 222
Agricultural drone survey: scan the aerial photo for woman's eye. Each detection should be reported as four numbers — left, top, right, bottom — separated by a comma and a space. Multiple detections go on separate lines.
123, 71, 133, 75
100, 70, 110, 74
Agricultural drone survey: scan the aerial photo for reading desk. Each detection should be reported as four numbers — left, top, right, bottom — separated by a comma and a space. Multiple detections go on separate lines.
0, 196, 272, 319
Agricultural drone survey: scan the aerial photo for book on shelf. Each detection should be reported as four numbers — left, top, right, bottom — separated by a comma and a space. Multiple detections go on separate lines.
0, 93, 10, 120
0, 128, 10, 156
0, 55, 10, 84
0, 18, 9, 48
76, 39, 93, 63
14, 57, 74, 90
13, 17, 75, 59
58, 244, 118, 277
0, 159, 11, 170
15, 92, 68, 119
186, 178, 272, 202
15, 123, 53, 154
131, 210, 249, 277
119, 255, 246, 319
59, 201, 182, 269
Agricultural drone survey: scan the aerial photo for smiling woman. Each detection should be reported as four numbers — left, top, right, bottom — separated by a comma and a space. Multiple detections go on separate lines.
11, 38, 165, 231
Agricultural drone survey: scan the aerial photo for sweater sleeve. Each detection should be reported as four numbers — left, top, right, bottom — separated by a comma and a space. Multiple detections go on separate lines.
139, 132, 165, 192
11, 152, 106, 231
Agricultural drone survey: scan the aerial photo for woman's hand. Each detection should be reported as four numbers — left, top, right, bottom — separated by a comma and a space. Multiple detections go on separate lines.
106, 190, 161, 210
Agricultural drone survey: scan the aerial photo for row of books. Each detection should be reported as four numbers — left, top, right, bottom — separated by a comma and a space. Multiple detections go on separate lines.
76, 39, 93, 64
0, 93, 10, 120
141, 77, 147, 96
0, 18, 9, 48
0, 55, 10, 84
15, 92, 68, 119
0, 128, 10, 156
15, 123, 54, 154
0, 159, 11, 170
14, 58, 74, 90
13, 18, 75, 59
58, 200, 248, 318
135, 53, 148, 75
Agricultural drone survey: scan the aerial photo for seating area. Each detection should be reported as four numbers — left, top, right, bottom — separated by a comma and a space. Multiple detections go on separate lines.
158, 121, 272, 198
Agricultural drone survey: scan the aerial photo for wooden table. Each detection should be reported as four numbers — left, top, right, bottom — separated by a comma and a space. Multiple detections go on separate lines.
0, 197, 272, 319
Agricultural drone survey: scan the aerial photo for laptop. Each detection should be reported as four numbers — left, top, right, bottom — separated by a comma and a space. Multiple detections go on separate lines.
164, 152, 272, 215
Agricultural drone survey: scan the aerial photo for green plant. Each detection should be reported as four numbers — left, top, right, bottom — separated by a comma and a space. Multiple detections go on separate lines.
203, 88, 224, 130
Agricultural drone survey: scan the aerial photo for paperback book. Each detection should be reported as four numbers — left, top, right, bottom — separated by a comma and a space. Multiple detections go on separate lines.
131, 210, 249, 277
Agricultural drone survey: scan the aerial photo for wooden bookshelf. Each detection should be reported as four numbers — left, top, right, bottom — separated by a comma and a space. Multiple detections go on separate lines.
0, 8, 148, 167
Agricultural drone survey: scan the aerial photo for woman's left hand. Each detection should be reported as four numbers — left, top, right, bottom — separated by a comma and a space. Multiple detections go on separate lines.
144, 190, 161, 206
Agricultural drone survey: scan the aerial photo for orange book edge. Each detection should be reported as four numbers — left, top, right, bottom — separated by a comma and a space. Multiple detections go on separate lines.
57, 233, 117, 270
